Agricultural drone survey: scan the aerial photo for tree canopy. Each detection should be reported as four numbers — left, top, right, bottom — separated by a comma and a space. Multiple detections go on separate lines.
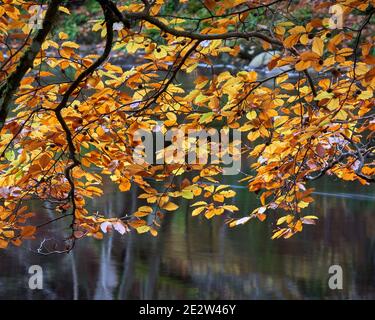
0, 0, 374, 253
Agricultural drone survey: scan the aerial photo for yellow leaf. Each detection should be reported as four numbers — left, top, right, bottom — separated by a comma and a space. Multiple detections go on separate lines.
247, 130, 260, 141
199, 112, 214, 124
246, 110, 257, 120
277, 215, 293, 225
303, 215, 318, 220
150, 228, 158, 237
327, 98, 339, 111
314, 90, 334, 101
358, 90, 373, 100
153, 46, 168, 59
192, 206, 205, 216
275, 25, 285, 35
62, 41, 79, 49
92, 21, 103, 32
21, 226, 36, 238
119, 178, 131, 192
136, 225, 150, 234
213, 194, 225, 202
138, 206, 153, 213
134, 206, 153, 217
220, 190, 236, 198
280, 83, 295, 90
300, 33, 309, 45
294, 220, 303, 232
163, 202, 179, 211
126, 41, 144, 54
271, 228, 287, 239
298, 201, 309, 208
191, 201, 207, 207
276, 74, 288, 84
164, 112, 177, 126
58, 6, 70, 14
312, 37, 324, 56
335, 109, 348, 121
215, 185, 229, 192
276, 216, 287, 225
204, 209, 216, 219
222, 205, 239, 212
58, 32, 68, 40
295, 59, 311, 71
3, 230, 14, 238
284, 33, 300, 48
181, 189, 194, 199
0, 239, 8, 249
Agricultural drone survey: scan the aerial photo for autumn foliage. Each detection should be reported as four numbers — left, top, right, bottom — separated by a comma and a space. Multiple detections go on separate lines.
0, 0, 374, 252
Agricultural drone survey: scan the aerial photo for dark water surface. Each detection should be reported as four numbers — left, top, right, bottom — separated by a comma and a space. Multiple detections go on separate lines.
0, 177, 374, 300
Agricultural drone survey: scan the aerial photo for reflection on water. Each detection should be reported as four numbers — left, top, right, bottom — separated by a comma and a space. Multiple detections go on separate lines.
0, 176, 374, 300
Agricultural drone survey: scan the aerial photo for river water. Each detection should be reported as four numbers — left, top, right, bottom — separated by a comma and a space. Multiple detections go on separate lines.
0, 176, 374, 300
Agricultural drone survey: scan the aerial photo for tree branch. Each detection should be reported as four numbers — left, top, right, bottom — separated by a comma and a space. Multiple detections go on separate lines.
0, 0, 62, 132
53, 0, 114, 244
102, 0, 282, 46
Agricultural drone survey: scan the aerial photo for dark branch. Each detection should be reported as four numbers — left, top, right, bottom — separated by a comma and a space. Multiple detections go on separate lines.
0, 0, 62, 131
